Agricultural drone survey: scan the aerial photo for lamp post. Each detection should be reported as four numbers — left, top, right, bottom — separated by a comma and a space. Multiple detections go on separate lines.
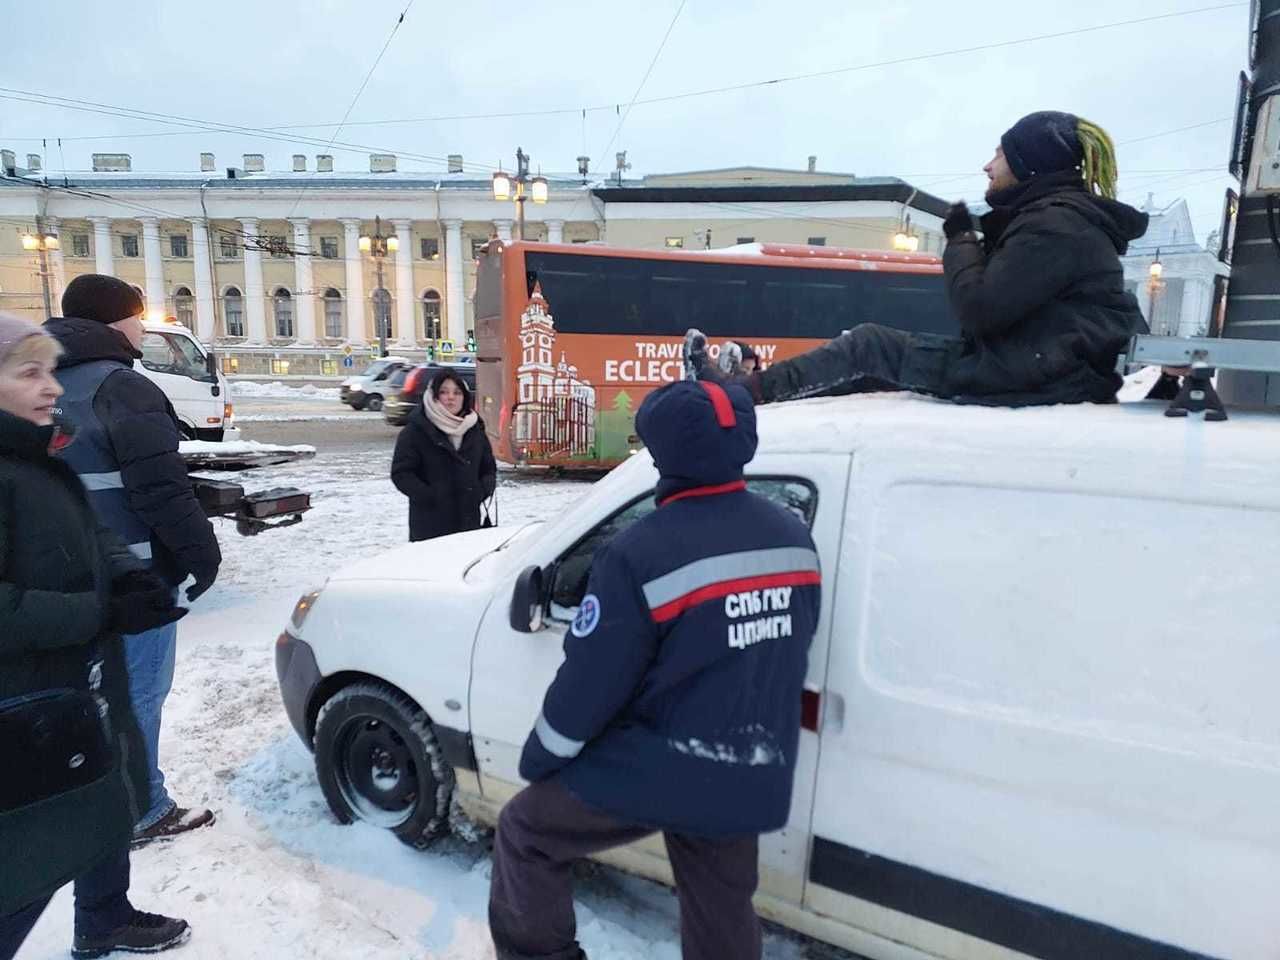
892, 214, 920, 252
358, 215, 398, 357
491, 148, 548, 241
21, 217, 59, 318
1148, 248, 1166, 335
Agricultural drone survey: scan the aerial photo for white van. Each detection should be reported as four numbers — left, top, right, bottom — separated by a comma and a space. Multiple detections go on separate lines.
136, 321, 237, 442
274, 393, 1280, 960
339, 356, 412, 411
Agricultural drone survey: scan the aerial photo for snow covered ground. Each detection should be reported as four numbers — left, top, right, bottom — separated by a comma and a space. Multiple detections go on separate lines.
16, 438, 842, 959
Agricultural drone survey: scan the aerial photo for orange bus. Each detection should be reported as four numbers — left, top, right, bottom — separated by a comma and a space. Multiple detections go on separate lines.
474, 240, 953, 469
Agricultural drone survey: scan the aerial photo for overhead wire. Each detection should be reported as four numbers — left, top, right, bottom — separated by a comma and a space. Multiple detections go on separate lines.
285, 0, 417, 217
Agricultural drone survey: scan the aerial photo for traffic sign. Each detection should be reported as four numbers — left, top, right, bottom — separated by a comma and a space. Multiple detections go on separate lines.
342, 355, 354, 368
342, 344, 353, 357
439, 339, 456, 360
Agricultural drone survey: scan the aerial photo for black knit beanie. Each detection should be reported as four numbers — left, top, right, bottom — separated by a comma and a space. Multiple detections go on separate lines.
61, 274, 145, 325
1000, 111, 1082, 182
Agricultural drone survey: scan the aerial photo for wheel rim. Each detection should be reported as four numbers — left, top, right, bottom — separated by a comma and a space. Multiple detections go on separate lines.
333, 715, 419, 828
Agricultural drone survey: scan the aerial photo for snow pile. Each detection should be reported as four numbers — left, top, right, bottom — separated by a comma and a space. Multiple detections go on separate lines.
180, 440, 316, 457
232, 381, 341, 401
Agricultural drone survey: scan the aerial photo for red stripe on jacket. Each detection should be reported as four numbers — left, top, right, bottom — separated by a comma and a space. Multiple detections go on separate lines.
649, 569, 822, 624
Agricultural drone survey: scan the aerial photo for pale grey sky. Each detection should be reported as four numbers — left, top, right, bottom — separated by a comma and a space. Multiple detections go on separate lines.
1, 0, 1249, 239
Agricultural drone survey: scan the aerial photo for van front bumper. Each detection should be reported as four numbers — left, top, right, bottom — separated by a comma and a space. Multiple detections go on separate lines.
275, 631, 322, 749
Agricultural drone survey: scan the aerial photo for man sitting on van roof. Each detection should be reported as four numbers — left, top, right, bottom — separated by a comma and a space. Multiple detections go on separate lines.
687, 112, 1150, 408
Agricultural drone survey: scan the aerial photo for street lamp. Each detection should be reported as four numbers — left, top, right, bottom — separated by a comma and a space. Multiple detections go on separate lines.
20, 223, 59, 318
491, 148, 548, 241
1148, 247, 1167, 335
359, 215, 398, 357
892, 213, 920, 252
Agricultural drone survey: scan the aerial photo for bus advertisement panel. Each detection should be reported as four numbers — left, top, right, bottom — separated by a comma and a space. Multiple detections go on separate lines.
475, 241, 954, 469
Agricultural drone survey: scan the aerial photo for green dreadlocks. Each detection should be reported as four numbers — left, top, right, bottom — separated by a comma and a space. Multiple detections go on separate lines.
1077, 118, 1118, 200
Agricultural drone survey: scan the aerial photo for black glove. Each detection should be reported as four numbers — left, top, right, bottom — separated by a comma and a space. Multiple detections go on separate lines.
185, 566, 219, 603
943, 202, 975, 240
109, 570, 188, 635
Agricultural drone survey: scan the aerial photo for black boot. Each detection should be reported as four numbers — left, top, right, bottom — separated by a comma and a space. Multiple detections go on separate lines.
72, 911, 190, 958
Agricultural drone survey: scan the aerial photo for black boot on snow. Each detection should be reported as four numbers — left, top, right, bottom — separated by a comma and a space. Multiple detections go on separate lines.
72, 911, 191, 958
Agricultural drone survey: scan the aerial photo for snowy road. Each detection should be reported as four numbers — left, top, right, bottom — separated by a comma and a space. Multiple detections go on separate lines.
18, 387, 855, 960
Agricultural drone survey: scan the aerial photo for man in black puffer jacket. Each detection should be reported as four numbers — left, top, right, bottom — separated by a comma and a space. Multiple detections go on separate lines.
45, 276, 220, 845
689, 111, 1149, 407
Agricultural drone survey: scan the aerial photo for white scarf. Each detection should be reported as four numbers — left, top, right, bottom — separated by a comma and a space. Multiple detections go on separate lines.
423, 391, 478, 450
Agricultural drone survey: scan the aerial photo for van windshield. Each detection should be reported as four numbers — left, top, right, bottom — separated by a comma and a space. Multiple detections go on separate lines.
362, 360, 393, 378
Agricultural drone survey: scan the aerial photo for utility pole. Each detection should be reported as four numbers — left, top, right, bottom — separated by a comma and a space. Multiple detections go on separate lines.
32, 215, 54, 318
375, 252, 387, 358
1220, 0, 1280, 401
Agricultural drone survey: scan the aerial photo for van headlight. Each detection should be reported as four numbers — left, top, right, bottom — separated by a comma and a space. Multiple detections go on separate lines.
289, 588, 323, 635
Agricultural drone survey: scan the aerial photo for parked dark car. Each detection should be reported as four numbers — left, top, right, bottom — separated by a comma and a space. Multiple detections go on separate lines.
384, 361, 477, 426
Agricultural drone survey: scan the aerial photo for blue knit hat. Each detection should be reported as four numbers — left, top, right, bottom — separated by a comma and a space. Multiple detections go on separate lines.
1000, 111, 1082, 181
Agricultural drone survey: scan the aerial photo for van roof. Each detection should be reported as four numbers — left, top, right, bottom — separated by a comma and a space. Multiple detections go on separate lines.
754, 392, 1280, 474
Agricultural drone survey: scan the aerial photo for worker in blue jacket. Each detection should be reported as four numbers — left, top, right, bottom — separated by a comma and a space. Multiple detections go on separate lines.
488, 379, 822, 960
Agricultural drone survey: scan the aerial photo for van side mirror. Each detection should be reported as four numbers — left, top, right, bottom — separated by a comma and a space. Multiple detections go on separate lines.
510, 565, 546, 633
205, 350, 217, 379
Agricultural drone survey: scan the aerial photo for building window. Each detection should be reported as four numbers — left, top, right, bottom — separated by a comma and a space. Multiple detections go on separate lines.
270, 359, 290, 375
223, 287, 244, 337
273, 288, 294, 338
371, 288, 393, 339
219, 233, 239, 258
422, 289, 442, 340
72, 234, 90, 258
323, 288, 343, 338
664, 237, 684, 249
121, 234, 139, 257
807, 236, 826, 246
173, 287, 194, 327
320, 236, 339, 259
421, 238, 440, 260
321, 359, 338, 376
470, 238, 487, 259
169, 235, 189, 258
268, 235, 289, 259
221, 356, 239, 374
736, 237, 755, 245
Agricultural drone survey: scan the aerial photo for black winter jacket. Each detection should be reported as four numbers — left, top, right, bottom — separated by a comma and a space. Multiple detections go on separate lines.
391, 405, 497, 542
942, 171, 1150, 405
44, 317, 221, 588
0, 410, 149, 910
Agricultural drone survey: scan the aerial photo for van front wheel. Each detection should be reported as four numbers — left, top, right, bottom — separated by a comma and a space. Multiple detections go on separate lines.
314, 683, 454, 848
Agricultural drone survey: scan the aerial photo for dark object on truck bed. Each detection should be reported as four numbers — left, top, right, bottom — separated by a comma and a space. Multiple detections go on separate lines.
190, 476, 312, 536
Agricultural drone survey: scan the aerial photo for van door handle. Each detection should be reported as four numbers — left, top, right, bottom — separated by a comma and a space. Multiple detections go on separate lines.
822, 692, 846, 734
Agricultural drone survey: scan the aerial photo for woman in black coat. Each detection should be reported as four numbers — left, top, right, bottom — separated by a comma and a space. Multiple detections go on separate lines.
391, 369, 498, 542
0, 316, 189, 959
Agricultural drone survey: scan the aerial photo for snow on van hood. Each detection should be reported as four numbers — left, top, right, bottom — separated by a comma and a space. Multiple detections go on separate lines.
328, 526, 515, 584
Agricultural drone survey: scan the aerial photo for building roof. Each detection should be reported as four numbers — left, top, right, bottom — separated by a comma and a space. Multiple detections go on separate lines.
1128, 197, 1203, 254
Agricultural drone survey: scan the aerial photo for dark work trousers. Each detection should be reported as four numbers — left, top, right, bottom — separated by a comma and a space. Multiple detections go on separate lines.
489, 779, 763, 960
758, 323, 961, 403
0, 846, 132, 960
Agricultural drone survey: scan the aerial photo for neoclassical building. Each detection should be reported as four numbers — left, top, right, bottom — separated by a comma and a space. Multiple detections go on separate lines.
0, 149, 948, 376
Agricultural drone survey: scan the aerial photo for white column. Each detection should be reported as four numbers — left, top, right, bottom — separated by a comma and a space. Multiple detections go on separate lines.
493, 219, 514, 243
393, 219, 415, 348
340, 219, 366, 344
546, 219, 565, 244
444, 219, 466, 343
594, 219, 607, 244
140, 217, 165, 320
89, 217, 114, 276
240, 218, 268, 343
46, 216, 66, 307
289, 218, 316, 343
188, 218, 216, 341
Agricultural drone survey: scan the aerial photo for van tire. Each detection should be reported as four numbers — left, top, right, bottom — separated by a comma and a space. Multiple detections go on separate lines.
349, 396, 367, 411
314, 683, 454, 849
365, 394, 383, 412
